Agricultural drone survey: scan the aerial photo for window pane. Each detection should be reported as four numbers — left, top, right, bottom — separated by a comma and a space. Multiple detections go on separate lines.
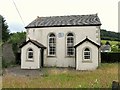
84, 48, 90, 60
29, 48, 33, 51
49, 51, 52, 54
28, 52, 33, 59
67, 47, 74, 55
67, 33, 74, 56
85, 48, 89, 51
67, 33, 73, 36
84, 52, 90, 55
28, 55, 33, 58
29, 52, 33, 55
50, 33, 55, 37
84, 56, 90, 59
49, 38, 52, 43
48, 33, 56, 56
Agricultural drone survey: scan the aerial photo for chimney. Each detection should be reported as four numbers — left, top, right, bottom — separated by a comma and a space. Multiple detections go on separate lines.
37, 16, 40, 18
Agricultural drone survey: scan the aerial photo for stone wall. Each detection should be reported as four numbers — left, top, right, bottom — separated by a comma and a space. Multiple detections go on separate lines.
3, 43, 15, 64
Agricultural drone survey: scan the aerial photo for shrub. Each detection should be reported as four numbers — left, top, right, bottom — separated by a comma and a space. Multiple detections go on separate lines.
2, 58, 8, 68
2, 57, 16, 68
101, 52, 120, 63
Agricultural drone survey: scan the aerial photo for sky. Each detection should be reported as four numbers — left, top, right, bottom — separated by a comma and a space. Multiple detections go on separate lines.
0, 0, 119, 33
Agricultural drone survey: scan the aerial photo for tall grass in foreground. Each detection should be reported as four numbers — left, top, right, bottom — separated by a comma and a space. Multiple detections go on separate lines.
2, 63, 118, 88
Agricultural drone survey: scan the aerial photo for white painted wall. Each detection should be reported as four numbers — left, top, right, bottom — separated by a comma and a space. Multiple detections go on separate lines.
21, 42, 41, 69
76, 41, 99, 70
26, 26, 100, 68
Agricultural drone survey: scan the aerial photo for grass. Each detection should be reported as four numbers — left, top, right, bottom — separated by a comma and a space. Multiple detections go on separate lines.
2, 63, 118, 88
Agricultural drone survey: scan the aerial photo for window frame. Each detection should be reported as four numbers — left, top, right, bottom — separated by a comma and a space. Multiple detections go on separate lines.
66, 32, 75, 56
83, 47, 91, 61
27, 48, 34, 61
48, 33, 56, 56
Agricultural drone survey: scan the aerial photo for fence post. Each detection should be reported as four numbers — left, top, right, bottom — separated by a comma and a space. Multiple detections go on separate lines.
112, 80, 119, 89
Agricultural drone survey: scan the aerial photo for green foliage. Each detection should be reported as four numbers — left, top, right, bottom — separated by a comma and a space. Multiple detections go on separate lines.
101, 40, 119, 46
0, 15, 10, 42
105, 41, 110, 45
101, 29, 120, 41
8, 32, 26, 54
2, 58, 8, 68
111, 45, 119, 52
9, 32, 26, 44
101, 40, 120, 52
2, 58, 16, 68
111, 43, 120, 52
116, 42, 120, 48
2, 57, 15, 68
116, 42, 120, 52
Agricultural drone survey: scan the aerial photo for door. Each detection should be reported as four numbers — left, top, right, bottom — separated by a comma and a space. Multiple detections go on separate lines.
41, 49, 44, 67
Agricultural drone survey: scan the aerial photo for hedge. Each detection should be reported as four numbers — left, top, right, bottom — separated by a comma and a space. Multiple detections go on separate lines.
15, 53, 21, 65
101, 52, 120, 63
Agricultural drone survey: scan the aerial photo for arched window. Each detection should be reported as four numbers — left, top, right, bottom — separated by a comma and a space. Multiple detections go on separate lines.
27, 48, 33, 60
84, 48, 91, 60
66, 33, 74, 56
48, 33, 56, 56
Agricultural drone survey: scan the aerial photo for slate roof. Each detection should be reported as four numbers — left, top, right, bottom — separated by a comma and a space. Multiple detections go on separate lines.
74, 37, 100, 48
25, 14, 101, 28
101, 45, 111, 52
19, 39, 46, 49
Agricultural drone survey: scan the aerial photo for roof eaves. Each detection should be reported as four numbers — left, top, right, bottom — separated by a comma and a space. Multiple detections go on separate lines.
30, 40, 46, 49
19, 39, 46, 49
25, 24, 102, 29
74, 37, 100, 48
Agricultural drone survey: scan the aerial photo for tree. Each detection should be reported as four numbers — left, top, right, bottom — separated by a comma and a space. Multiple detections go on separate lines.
9, 31, 26, 54
9, 32, 26, 44
111, 45, 118, 52
105, 41, 110, 45
101, 29, 120, 41
117, 42, 120, 49
0, 15, 10, 42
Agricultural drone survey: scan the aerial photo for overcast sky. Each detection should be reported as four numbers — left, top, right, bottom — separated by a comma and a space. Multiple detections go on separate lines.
0, 0, 119, 33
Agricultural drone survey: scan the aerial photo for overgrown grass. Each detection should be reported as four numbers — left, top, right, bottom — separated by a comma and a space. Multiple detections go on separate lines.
2, 63, 118, 88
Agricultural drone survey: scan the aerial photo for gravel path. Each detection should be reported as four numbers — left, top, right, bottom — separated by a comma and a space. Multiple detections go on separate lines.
3, 66, 44, 77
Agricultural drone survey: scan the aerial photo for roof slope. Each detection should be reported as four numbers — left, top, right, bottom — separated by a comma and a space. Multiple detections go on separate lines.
74, 37, 100, 48
25, 14, 101, 28
19, 39, 46, 49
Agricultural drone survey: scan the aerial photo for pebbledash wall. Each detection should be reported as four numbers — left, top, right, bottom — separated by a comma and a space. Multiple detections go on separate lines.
21, 42, 41, 69
76, 41, 99, 70
26, 26, 100, 68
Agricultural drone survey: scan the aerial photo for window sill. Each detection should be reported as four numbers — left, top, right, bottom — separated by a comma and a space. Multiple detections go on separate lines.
65, 56, 75, 58
47, 55, 57, 58
26, 59, 34, 62
82, 60, 92, 63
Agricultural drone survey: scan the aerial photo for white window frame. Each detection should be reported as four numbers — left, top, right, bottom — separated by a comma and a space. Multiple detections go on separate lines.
66, 33, 74, 56
48, 33, 56, 56
27, 48, 34, 61
83, 48, 91, 60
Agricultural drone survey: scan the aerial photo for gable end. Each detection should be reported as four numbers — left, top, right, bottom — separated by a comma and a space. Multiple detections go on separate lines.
74, 37, 100, 48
